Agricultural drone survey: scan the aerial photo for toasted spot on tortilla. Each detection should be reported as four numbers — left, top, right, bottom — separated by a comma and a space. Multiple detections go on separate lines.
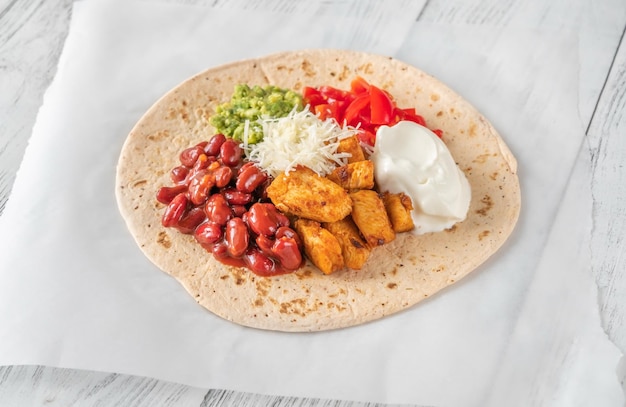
133, 180, 147, 187
468, 122, 477, 137
255, 279, 270, 297
437, 111, 443, 117
327, 302, 347, 312
358, 62, 374, 74
147, 130, 169, 141
280, 298, 309, 316
220, 275, 229, 280
157, 231, 171, 248
430, 93, 440, 101
475, 194, 494, 216
490, 171, 499, 180
478, 230, 490, 241
433, 265, 445, 273
473, 153, 491, 164
446, 224, 458, 233
337, 65, 350, 81
254, 298, 264, 307
301, 59, 315, 77
387, 283, 398, 289
295, 269, 313, 279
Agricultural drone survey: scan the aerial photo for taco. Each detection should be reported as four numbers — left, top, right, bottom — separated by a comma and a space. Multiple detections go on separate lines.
115, 49, 520, 332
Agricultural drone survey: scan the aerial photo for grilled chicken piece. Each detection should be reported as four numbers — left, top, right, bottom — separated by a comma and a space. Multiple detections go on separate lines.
294, 219, 344, 274
323, 217, 370, 270
327, 160, 375, 190
337, 135, 365, 163
266, 166, 352, 223
382, 192, 415, 233
349, 190, 395, 247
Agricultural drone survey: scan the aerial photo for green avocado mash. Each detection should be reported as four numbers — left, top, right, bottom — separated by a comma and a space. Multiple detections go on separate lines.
210, 84, 303, 144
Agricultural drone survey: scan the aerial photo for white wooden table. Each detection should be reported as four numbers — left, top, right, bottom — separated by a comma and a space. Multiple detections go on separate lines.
1, 0, 625, 405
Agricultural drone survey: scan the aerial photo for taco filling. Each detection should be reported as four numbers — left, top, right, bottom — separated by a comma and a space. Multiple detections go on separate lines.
155, 77, 471, 277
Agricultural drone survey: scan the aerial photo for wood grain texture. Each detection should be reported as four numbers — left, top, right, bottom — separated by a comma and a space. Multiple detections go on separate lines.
588, 26, 626, 355
0, 0, 74, 214
1, 0, 626, 405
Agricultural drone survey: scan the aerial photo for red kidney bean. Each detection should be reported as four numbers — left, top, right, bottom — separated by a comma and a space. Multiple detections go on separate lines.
158, 135, 306, 276
222, 188, 252, 205
161, 193, 188, 227
271, 237, 302, 270
188, 170, 215, 205
179, 145, 205, 167
213, 166, 233, 188
275, 226, 302, 248
255, 234, 275, 255
220, 139, 242, 167
244, 248, 276, 276
275, 211, 290, 228
211, 240, 229, 258
225, 218, 249, 258
205, 133, 226, 157
231, 204, 247, 218
175, 207, 206, 234
156, 184, 188, 205
205, 194, 232, 225
170, 166, 190, 184
192, 154, 212, 172
236, 164, 267, 193
246, 203, 284, 237
194, 221, 223, 245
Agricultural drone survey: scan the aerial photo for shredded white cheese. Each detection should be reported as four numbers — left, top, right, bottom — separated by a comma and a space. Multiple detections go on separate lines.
243, 108, 359, 178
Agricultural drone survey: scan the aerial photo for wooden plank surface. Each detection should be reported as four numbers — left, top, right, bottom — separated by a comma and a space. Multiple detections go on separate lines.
1, 0, 625, 405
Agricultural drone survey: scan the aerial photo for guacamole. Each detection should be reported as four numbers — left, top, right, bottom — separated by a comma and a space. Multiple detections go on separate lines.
210, 84, 303, 144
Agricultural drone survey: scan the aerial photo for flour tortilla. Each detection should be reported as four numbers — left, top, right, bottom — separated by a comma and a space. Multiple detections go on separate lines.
115, 49, 520, 332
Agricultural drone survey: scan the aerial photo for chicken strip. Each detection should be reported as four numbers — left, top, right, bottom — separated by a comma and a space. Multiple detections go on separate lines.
349, 190, 395, 247
266, 166, 352, 223
323, 217, 370, 270
382, 192, 415, 233
327, 160, 375, 190
294, 219, 344, 274
336, 135, 365, 163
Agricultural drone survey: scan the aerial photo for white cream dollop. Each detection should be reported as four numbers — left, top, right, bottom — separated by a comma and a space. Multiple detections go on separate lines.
371, 121, 471, 234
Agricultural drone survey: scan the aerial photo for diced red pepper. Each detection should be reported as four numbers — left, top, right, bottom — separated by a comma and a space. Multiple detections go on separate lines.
369, 86, 394, 125
304, 76, 437, 146
350, 76, 370, 94
344, 93, 370, 126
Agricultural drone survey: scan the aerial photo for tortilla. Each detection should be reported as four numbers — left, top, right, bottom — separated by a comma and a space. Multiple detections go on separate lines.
115, 49, 520, 332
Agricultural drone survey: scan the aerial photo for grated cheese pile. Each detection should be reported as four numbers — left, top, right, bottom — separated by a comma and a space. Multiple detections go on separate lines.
243, 108, 359, 178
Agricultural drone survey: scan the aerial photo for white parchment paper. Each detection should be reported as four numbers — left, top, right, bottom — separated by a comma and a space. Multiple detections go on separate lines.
0, 1, 622, 405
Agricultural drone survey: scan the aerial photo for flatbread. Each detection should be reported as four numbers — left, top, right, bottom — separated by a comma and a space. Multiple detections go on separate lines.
115, 49, 520, 332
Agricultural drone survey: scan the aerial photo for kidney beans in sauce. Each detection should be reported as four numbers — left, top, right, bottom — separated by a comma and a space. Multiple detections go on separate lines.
156, 133, 303, 276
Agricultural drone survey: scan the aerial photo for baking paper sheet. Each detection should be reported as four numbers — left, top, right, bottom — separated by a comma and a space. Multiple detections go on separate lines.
0, 0, 622, 405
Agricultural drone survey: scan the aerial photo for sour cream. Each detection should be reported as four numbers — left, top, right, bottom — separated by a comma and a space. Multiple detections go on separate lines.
371, 121, 471, 234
